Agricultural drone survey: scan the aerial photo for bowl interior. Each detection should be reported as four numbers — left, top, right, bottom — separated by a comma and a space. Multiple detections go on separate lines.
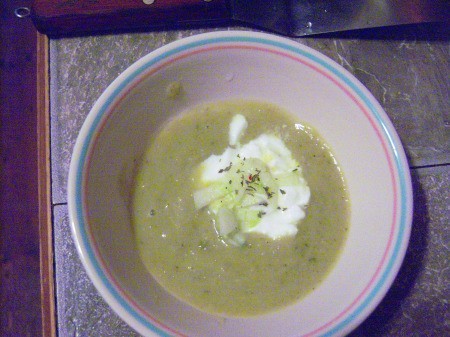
70, 32, 412, 337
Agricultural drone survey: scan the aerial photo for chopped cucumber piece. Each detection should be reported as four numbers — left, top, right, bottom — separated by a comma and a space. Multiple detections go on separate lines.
217, 207, 238, 236
193, 183, 228, 209
274, 171, 302, 186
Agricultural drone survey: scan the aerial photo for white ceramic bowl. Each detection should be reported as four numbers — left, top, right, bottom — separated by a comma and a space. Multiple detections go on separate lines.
68, 31, 413, 337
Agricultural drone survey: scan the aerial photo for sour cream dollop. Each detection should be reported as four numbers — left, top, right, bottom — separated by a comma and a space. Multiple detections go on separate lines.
193, 114, 310, 245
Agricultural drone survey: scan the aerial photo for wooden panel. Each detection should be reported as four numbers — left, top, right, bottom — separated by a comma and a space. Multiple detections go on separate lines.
0, 2, 54, 336
37, 32, 55, 337
32, 0, 231, 36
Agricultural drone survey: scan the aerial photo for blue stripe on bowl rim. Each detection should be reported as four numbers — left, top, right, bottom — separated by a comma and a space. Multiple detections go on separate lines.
70, 31, 412, 337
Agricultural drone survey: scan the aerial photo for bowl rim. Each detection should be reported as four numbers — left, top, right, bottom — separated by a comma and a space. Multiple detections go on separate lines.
67, 30, 413, 337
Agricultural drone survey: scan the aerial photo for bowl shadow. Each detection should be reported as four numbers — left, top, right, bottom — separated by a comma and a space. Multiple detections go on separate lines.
347, 169, 428, 336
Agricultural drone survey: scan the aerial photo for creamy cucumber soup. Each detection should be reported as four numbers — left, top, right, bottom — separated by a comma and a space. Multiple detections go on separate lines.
132, 100, 350, 316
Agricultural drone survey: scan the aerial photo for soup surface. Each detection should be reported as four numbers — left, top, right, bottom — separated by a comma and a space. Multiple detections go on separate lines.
132, 100, 350, 316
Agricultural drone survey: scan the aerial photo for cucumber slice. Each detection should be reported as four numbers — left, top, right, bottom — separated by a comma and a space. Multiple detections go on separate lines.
274, 171, 302, 186
193, 182, 228, 209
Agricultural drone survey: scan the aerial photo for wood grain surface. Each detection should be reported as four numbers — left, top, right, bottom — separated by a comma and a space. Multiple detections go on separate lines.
0, 1, 53, 336
36, 32, 55, 337
32, 0, 231, 36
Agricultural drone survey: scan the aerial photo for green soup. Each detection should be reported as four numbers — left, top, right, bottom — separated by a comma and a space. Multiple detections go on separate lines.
132, 100, 350, 316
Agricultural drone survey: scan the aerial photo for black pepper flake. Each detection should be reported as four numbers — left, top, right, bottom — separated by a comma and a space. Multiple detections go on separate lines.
264, 186, 275, 199
251, 170, 261, 182
150, 209, 156, 216
280, 189, 286, 194
218, 162, 233, 173
246, 185, 256, 191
